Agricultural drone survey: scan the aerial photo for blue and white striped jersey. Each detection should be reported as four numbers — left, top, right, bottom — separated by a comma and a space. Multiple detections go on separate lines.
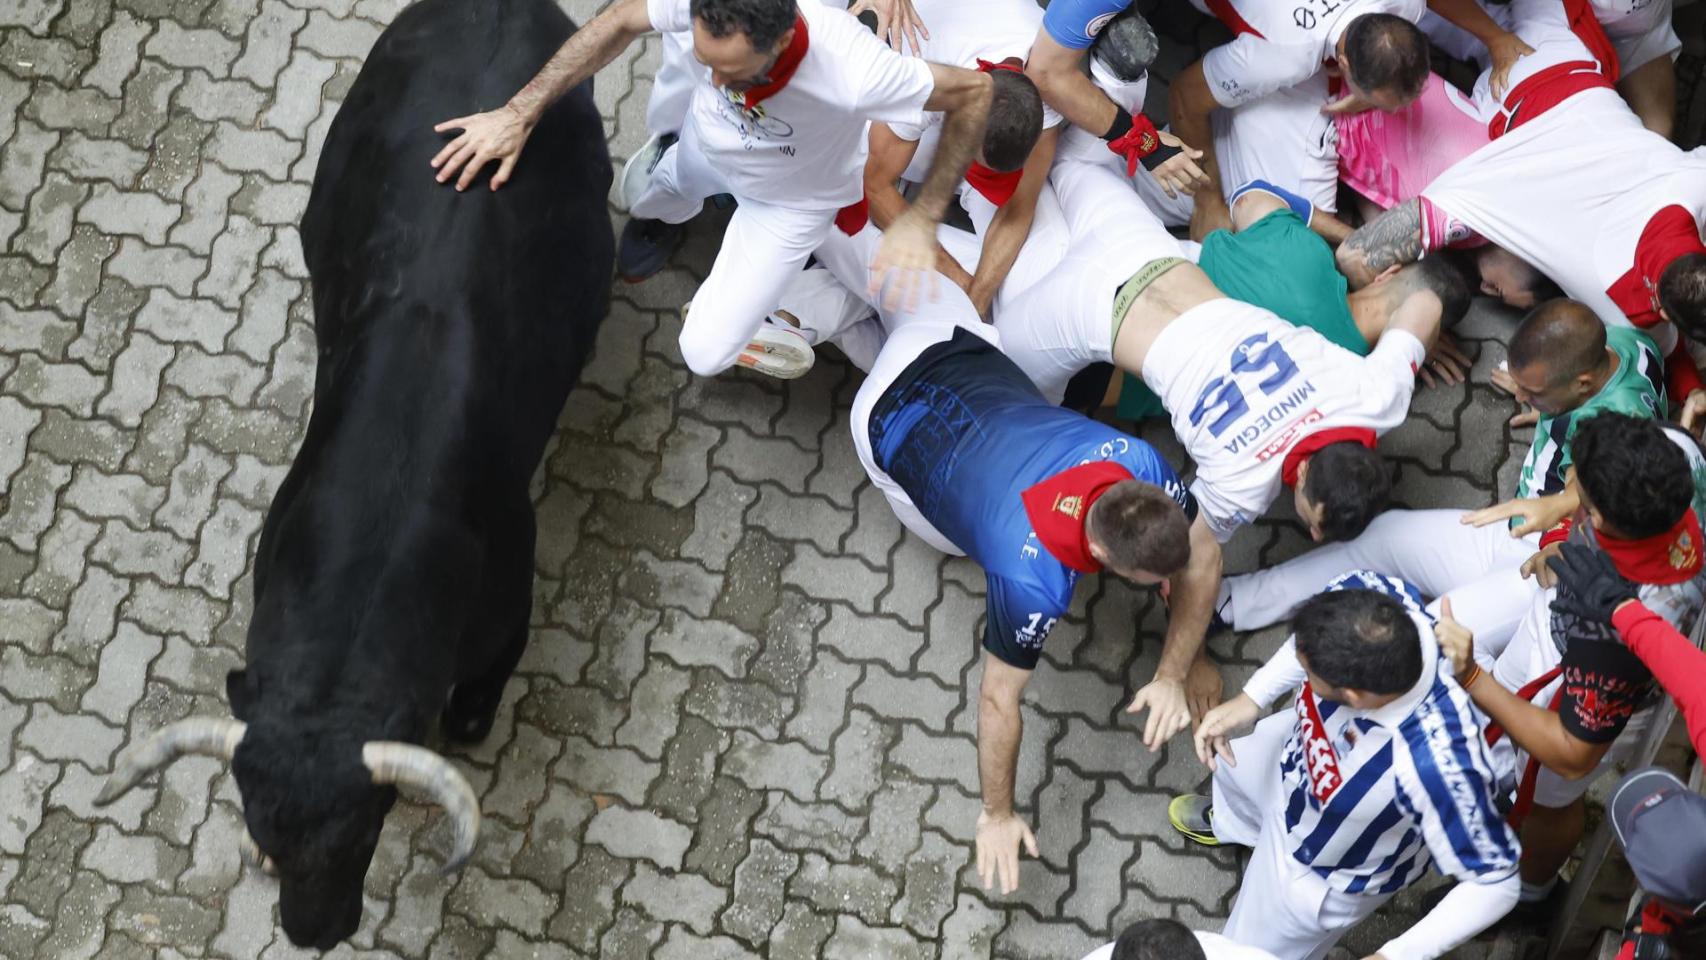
1261, 571, 1520, 895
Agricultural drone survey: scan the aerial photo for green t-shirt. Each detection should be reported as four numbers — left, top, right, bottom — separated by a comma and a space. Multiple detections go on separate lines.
1117, 210, 1365, 420
1514, 325, 1667, 503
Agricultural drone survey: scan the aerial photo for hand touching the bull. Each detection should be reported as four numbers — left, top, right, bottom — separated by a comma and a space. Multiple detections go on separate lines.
432, 104, 533, 191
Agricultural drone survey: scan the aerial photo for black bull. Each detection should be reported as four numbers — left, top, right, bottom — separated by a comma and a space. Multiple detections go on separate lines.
95, 0, 614, 948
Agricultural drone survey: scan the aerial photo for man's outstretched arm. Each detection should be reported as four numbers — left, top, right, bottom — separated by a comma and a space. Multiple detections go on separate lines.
870, 63, 992, 307
432, 0, 653, 190
976, 654, 1038, 894
1128, 513, 1224, 748
1337, 198, 1424, 289
966, 127, 1058, 317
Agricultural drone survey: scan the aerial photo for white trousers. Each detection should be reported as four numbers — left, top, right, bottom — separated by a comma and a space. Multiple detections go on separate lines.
1221, 509, 1542, 634
1214, 712, 1390, 960
994, 158, 1183, 403
631, 119, 839, 377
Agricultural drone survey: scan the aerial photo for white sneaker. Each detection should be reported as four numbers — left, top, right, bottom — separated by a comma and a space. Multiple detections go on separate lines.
619, 132, 676, 213
686, 303, 816, 379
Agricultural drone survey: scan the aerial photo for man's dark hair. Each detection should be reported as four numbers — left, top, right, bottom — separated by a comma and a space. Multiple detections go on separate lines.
982, 70, 1044, 173
1342, 13, 1429, 101
1507, 298, 1608, 388
1086, 480, 1191, 576
1659, 252, 1706, 340
1111, 918, 1208, 960
1391, 255, 1472, 330
1294, 588, 1423, 695
690, 0, 796, 50
1573, 413, 1694, 540
1303, 442, 1392, 542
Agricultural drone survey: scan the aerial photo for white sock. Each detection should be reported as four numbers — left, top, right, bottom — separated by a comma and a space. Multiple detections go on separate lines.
1519, 875, 1559, 903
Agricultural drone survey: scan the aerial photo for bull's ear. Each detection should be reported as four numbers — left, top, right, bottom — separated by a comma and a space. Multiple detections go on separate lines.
226, 670, 254, 721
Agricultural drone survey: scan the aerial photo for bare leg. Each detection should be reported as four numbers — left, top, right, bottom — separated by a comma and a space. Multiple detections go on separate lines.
1616, 56, 1677, 141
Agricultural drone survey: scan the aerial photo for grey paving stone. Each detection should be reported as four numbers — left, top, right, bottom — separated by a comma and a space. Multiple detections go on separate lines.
722, 837, 798, 945
584, 805, 692, 871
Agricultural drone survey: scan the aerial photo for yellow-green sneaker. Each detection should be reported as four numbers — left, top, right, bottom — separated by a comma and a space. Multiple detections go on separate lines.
1168, 794, 1219, 846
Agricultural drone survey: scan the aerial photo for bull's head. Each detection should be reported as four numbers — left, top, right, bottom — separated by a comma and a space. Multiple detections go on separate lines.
94, 717, 479, 949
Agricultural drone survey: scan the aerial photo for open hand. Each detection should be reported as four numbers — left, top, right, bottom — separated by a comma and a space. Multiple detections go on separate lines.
1128, 676, 1192, 751
1487, 33, 1536, 100
1418, 333, 1472, 388
431, 105, 532, 191
974, 810, 1038, 894
1521, 543, 1564, 587
1149, 133, 1209, 198
849, 0, 929, 53
1460, 494, 1571, 538
1193, 693, 1258, 770
1680, 389, 1706, 437
870, 210, 940, 311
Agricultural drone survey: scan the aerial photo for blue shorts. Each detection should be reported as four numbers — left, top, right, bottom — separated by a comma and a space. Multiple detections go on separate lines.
1040, 0, 1132, 49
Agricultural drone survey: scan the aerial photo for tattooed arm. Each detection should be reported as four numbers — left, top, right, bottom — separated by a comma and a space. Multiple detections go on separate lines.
1337, 199, 1424, 289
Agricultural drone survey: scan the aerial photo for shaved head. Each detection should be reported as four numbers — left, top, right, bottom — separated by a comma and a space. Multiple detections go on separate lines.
1507, 299, 1607, 388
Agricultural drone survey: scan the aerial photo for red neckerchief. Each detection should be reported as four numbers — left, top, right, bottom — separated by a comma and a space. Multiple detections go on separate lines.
1280, 427, 1377, 489
1019, 461, 1134, 573
1606, 205, 1706, 327
1563, 0, 1620, 82
835, 196, 868, 235
740, 13, 809, 109
1595, 508, 1705, 586
1203, 0, 1263, 38
962, 59, 1026, 208
1296, 683, 1346, 803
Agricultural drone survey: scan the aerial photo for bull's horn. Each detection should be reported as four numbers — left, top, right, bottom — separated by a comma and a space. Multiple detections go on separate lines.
96, 718, 247, 805
361, 742, 480, 873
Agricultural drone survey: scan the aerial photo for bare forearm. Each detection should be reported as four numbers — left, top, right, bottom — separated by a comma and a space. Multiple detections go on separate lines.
1338, 199, 1423, 288
867, 181, 911, 232
1030, 65, 1117, 142
967, 201, 1032, 310
1158, 520, 1222, 680
914, 95, 990, 222
977, 694, 1023, 816
1309, 209, 1354, 246
511, 2, 646, 122
1169, 69, 1222, 197
1466, 675, 1594, 777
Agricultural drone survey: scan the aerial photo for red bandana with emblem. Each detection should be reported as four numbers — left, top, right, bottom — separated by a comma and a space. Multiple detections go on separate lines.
1595, 507, 1705, 586
1020, 462, 1135, 573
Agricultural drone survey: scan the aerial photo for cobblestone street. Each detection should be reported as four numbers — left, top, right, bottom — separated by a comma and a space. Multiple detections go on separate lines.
0, 0, 1549, 955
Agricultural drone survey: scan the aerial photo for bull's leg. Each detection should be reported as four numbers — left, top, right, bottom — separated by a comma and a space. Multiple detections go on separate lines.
441, 508, 535, 743
441, 619, 528, 743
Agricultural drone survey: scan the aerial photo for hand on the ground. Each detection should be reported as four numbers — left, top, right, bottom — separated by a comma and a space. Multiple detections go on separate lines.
1193, 693, 1258, 770
849, 0, 929, 53
431, 105, 531, 191
1460, 494, 1570, 538
1487, 32, 1536, 100
1149, 133, 1209, 198
1680, 389, 1706, 437
1434, 596, 1476, 682
974, 810, 1037, 894
1546, 543, 1638, 623
1128, 675, 1193, 751
1521, 543, 1564, 587
1186, 655, 1224, 725
1419, 333, 1472, 388
871, 210, 940, 311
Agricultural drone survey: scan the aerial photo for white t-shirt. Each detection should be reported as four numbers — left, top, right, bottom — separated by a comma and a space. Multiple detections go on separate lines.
1419, 0, 1706, 340
1142, 298, 1424, 543
1079, 931, 1281, 960
887, 0, 1062, 182
646, 0, 935, 210
1197, 0, 1426, 108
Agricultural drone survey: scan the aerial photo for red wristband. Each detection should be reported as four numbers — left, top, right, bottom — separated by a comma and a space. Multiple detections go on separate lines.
1539, 516, 1573, 549
1105, 113, 1162, 177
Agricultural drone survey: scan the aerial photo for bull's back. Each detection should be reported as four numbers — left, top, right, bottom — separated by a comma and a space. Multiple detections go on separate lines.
300, 0, 613, 459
